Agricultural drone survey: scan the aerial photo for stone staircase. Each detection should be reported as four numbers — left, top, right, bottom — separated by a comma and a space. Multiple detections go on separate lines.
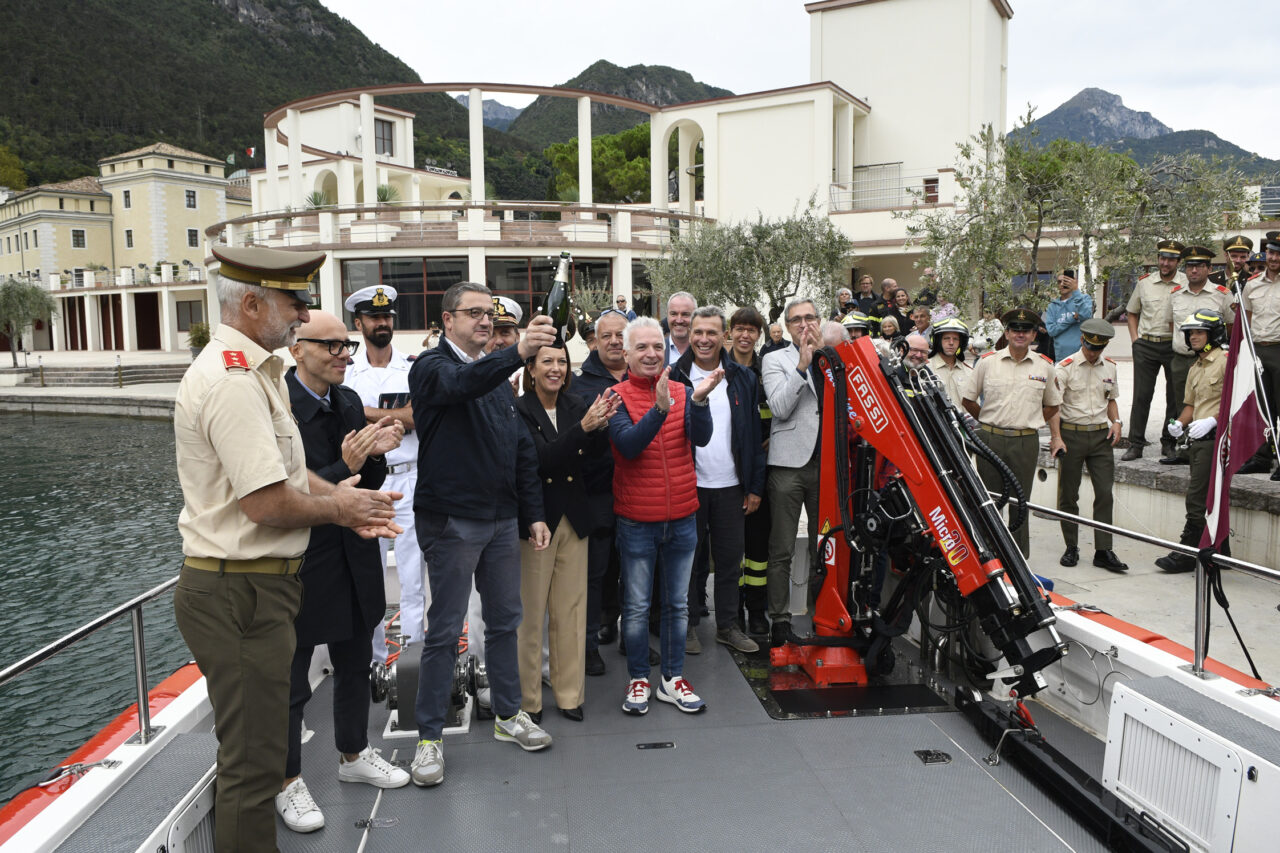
19, 364, 191, 387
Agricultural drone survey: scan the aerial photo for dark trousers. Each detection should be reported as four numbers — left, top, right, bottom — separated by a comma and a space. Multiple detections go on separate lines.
766, 456, 820, 622
1248, 344, 1280, 462
690, 484, 746, 629
1168, 353, 1196, 457
975, 431, 1039, 556
174, 566, 301, 853
1128, 338, 1176, 447
1186, 438, 1214, 528
286, 631, 374, 778
740, 491, 771, 614
585, 523, 620, 653
1057, 427, 1115, 550
415, 515, 522, 739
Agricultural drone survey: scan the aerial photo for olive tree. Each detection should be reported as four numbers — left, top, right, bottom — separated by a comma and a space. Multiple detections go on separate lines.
0, 277, 57, 367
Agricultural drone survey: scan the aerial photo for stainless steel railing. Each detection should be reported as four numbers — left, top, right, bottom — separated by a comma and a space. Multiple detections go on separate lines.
0, 576, 180, 745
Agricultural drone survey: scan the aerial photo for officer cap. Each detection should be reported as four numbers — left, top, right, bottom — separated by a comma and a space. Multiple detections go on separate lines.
492, 296, 522, 328
1223, 235, 1254, 253
1001, 307, 1039, 331
1180, 245, 1215, 264
212, 245, 324, 304
1080, 318, 1114, 349
1265, 231, 1280, 252
1249, 251, 1266, 265
344, 284, 398, 316
1156, 239, 1186, 258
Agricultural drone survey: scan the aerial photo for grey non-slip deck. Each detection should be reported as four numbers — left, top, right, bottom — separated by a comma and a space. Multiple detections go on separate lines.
51, 632, 1110, 852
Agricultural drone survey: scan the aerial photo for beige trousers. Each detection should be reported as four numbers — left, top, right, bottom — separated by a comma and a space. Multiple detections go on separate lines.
518, 515, 588, 712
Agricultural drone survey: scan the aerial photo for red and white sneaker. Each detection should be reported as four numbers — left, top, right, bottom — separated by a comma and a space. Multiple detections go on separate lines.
622, 678, 650, 715
654, 675, 706, 713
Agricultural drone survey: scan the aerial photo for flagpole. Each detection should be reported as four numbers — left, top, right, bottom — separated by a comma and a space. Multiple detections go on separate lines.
1230, 284, 1280, 459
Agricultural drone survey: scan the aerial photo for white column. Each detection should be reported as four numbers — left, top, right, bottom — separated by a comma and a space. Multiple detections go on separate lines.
650, 118, 668, 212
700, 124, 717, 220
52, 298, 66, 352
812, 89, 834, 216
120, 291, 138, 351
286, 108, 304, 211
360, 93, 378, 210
318, 259, 341, 315
677, 125, 693, 214
160, 287, 177, 351
577, 96, 593, 208
468, 88, 486, 203
616, 249, 634, 303
84, 295, 103, 351
263, 127, 280, 213
467, 246, 486, 284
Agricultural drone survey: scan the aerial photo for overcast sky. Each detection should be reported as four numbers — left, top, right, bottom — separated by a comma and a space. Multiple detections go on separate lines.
320, 0, 1280, 160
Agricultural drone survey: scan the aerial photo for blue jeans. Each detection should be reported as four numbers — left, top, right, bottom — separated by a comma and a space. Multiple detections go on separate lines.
615, 514, 697, 680
414, 514, 522, 740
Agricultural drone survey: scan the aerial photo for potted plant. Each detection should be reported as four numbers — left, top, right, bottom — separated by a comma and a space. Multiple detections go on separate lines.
187, 321, 210, 359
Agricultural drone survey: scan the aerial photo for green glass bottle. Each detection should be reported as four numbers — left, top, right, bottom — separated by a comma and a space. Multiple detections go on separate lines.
542, 251, 575, 345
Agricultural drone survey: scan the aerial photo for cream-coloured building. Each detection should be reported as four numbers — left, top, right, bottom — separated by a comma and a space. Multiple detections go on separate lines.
1, 143, 249, 352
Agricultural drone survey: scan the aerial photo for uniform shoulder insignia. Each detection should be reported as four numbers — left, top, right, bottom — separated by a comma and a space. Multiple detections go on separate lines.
1248, 272, 1263, 281
980, 350, 997, 358
1038, 353, 1054, 364
1104, 356, 1116, 364
1215, 285, 1230, 293
1058, 357, 1073, 366
222, 350, 250, 371
1138, 272, 1152, 281
406, 354, 417, 362
1171, 285, 1183, 293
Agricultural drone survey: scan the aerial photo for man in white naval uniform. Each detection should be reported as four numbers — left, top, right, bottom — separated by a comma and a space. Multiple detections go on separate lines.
344, 285, 426, 662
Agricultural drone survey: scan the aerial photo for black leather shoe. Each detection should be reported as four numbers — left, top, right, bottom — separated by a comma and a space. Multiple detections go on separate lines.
1093, 550, 1128, 572
597, 620, 618, 645
585, 648, 605, 677
771, 622, 790, 647
1271, 467, 1280, 482
560, 706, 584, 722
747, 612, 770, 637
1120, 445, 1143, 462
1158, 455, 1190, 465
1155, 552, 1195, 573
1236, 457, 1272, 475
1160, 439, 1175, 458
1059, 546, 1079, 567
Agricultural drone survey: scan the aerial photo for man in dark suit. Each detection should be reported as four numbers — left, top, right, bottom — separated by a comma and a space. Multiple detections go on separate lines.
279, 311, 409, 833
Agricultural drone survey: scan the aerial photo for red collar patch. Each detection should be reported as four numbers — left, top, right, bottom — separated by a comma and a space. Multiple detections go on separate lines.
222, 350, 250, 370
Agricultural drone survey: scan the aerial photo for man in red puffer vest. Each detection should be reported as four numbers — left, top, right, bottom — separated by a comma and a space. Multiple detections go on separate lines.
609, 317, 722, 716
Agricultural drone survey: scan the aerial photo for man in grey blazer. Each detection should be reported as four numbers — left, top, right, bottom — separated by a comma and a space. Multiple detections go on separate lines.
761, 297, 824, 646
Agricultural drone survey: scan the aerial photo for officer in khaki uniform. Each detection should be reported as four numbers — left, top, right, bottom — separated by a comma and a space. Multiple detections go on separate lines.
927, 317, 973, 406
173, 245, 400, 853
1054, 319, 1128, 572
962, 308, 1065, 556
1122, 239, 1189, 461
1223, 234, 1254, 292
1239, 231, 1280, 479
1157, 310, 1228, 572
1162, 246, 1233, 464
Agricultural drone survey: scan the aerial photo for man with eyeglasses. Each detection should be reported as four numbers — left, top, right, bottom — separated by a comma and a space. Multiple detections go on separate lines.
406, 282, 558, 788
345, 285, 428, 664
278, 311, 408, 832
761, 298, 825, 646
615, 295, 637, 321
962, 308, 1066, 557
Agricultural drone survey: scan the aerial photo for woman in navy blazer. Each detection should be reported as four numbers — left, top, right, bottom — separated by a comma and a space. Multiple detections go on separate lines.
514, 347, 618, 721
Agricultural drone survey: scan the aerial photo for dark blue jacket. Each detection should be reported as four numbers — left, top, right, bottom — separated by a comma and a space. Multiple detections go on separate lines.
669, 349, 768, 498
408, 341, 543, 530
573, 350, 625, 498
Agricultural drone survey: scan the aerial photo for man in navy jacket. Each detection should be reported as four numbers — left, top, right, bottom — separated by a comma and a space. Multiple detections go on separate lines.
671, 307, 766, 654
406, 282, 557, 788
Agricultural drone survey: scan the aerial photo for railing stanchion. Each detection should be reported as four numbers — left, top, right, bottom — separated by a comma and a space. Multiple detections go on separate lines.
130, 607, 153, 743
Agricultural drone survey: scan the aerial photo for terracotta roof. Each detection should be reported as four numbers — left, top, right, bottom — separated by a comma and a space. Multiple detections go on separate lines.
226, 185, 252, 201
99, 142, 224, 165
32, 176, 106, 195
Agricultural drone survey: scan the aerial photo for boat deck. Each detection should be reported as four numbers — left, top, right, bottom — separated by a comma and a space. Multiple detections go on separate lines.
59, 632, 1110, 853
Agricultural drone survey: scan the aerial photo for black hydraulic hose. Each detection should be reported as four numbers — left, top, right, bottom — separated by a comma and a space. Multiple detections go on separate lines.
957, 413, 1027, 534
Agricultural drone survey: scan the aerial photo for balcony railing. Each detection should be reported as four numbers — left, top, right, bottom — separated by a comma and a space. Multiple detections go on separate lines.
830, 162, 942, 211
205, 201, 709, 253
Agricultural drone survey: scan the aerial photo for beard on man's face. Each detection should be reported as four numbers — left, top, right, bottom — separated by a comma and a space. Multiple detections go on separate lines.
364, 325, 393, 348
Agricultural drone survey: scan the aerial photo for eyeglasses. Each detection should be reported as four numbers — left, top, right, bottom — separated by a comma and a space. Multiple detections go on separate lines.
449, 307, 496, 321
598, 308, 629, 318
616, 298, 626, 304
298, 338, 360, 356
786, 313, 819, 326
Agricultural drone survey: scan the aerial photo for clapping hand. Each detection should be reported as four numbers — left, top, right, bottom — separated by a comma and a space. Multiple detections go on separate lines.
655, 367, 673, 413
581, 391, 621, 432
691, 367, 725, 404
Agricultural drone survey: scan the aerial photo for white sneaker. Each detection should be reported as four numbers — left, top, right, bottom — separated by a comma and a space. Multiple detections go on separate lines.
622, 678, 650, 715
275, 777, 324, 833
338, 746, 410, 789
654, 675, 707, 713
411, 739, 444, 787
494, 709, 553, 751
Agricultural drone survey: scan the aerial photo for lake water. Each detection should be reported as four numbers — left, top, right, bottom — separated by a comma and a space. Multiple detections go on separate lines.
0, 412, 190, 805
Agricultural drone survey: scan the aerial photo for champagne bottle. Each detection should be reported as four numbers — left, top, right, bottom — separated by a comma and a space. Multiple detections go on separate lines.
541, 251, 575, 345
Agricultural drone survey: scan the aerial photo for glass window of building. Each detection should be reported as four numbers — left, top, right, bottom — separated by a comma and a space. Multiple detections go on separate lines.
125, 229, 133, 249
375, 119, 394, 156
71, 229, 85, 249
122, 190, 131, 209
340, 256, 467, 330
185, 190, 197, 209
187, 229, 199, 248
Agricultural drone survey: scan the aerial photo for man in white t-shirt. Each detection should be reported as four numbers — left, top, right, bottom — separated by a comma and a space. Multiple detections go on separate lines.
671, 306, 766, 654
343, 285, 425, 662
